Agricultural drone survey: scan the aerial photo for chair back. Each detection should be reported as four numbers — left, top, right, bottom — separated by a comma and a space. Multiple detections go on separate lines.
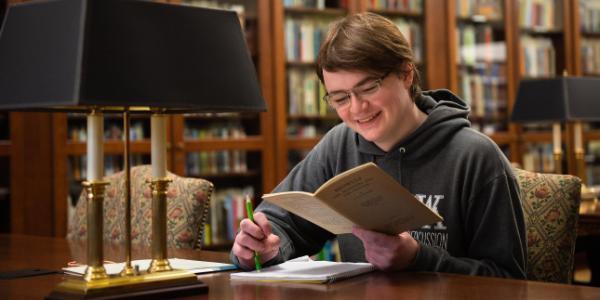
513, 168, 581, 283
67, 165, 213, 249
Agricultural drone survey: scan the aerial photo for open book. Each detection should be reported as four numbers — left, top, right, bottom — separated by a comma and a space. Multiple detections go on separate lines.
230, 256, 374, 284
263, 162, 442, 235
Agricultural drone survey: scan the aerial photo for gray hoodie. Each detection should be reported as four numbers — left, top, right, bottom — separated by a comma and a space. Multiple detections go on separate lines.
232, 89, 527, 279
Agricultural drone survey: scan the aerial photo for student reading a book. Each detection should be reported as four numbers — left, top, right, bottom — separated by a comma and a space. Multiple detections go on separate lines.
231, 12, 526, 278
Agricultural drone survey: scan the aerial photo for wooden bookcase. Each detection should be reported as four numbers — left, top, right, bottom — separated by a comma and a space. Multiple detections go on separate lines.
572, 0, 600, 185
7, 0, 600, 238
273, 1, 355, 181
447, 0, 519, 161
511, 0, 575, 174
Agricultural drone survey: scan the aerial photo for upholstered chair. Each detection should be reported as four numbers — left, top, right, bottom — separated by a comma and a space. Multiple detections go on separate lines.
67, 165, 213, 249
513, 168, 581, 283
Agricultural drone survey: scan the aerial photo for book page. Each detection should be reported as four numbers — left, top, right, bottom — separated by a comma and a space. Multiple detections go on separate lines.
230, 259, 375, 283
315, 163, 442, 235
262, 192, 355, 234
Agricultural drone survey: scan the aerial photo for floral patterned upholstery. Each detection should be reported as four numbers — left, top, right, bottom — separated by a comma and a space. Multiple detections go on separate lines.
67, 165, 213, 249
513, 168, 581, 283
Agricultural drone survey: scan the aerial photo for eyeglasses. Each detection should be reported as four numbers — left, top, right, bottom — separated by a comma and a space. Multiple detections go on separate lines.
323, 74, 387, 109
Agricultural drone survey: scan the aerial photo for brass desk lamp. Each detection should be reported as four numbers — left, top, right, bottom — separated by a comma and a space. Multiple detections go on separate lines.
0, 0, 266, 298
512, 76, 600, 198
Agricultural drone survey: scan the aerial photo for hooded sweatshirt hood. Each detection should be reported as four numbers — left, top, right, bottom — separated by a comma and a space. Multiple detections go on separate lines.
357, 89, 471, 160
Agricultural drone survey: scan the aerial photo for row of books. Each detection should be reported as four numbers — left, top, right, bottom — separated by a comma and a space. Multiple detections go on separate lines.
288, 69, 335, 116
69, 122, 147, 142
456, 24, 507, 65
581, 38, 600, 75
203, 186, 254, 247
579, 0, 600, 32
458, 62, 507, 113
519, 0, 562, 31
285, 17, 331, 63
368, 0, 423, 13
69, 154, 148, 181
394, 18, 423, 63
522, 143, 555, 173
184, 122, 247, 140
283, 0, 349, 9
186, 151, 248, 176
519, 35, 556, 77
456, 0, 503, 20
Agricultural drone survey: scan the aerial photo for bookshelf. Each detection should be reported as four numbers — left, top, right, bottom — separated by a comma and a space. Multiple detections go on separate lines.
447, 0, 519, 161
273, 1, 355, 181
363, 0, 427, 88
573, 0, 600, 186
514, 0, 574, 173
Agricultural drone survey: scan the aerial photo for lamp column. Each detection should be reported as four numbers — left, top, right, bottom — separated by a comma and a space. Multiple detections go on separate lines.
148, 113, 172, 273
83, 109, 109, 281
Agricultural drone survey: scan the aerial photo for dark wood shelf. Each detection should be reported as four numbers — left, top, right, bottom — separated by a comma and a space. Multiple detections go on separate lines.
488, 132, 514, 145
65, 140, 151, 155
286, 137, 321, 150
585, 131, 600, 141
456, 16, 503, 28
188, 170, 259, 179
0, 141, 10, 157
182, 112, 260, 120
286, 61, 316, 68
520, 132, 553, 143
288, 114, 339, 121
284, 7, 346, 16
581, 31, 600, 38
183, 136, 265, 151
519, 27, 564, 36
368, 8, 422, 19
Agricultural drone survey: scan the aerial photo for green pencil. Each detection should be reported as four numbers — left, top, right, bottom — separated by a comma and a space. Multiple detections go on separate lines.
245, 196, 262, 271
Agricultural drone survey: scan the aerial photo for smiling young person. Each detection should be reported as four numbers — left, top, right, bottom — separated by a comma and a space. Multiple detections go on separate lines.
231, 12, 526, 278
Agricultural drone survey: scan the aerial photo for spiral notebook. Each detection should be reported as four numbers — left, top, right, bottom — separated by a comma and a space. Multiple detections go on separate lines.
230, 256, 375, 284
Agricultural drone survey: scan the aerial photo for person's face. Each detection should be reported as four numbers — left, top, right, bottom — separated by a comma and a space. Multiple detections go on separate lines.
322, 69, 414, 151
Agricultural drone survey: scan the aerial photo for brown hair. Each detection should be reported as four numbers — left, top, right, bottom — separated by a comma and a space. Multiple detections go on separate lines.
316, 12, 421, 100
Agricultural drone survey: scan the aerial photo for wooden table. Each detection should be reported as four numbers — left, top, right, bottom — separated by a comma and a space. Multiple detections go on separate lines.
1, 234, 600, 299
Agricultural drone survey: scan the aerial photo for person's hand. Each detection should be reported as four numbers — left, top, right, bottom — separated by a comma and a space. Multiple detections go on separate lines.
352, 227, 419, 271
232, 212, 280, 269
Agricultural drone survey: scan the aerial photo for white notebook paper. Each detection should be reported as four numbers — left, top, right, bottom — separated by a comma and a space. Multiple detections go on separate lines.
63, 258, 236, 276
230, 256, 375, 284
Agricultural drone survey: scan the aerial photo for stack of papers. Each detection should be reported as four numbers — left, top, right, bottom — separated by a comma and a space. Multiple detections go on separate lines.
63, 258, 237, 276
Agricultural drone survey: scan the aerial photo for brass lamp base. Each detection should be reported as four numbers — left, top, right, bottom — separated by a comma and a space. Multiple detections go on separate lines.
46, 270, 207, 299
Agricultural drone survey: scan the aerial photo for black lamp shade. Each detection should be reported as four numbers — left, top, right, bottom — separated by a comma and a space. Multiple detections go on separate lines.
0, 0, 266, 113
512, 77, 600, 122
